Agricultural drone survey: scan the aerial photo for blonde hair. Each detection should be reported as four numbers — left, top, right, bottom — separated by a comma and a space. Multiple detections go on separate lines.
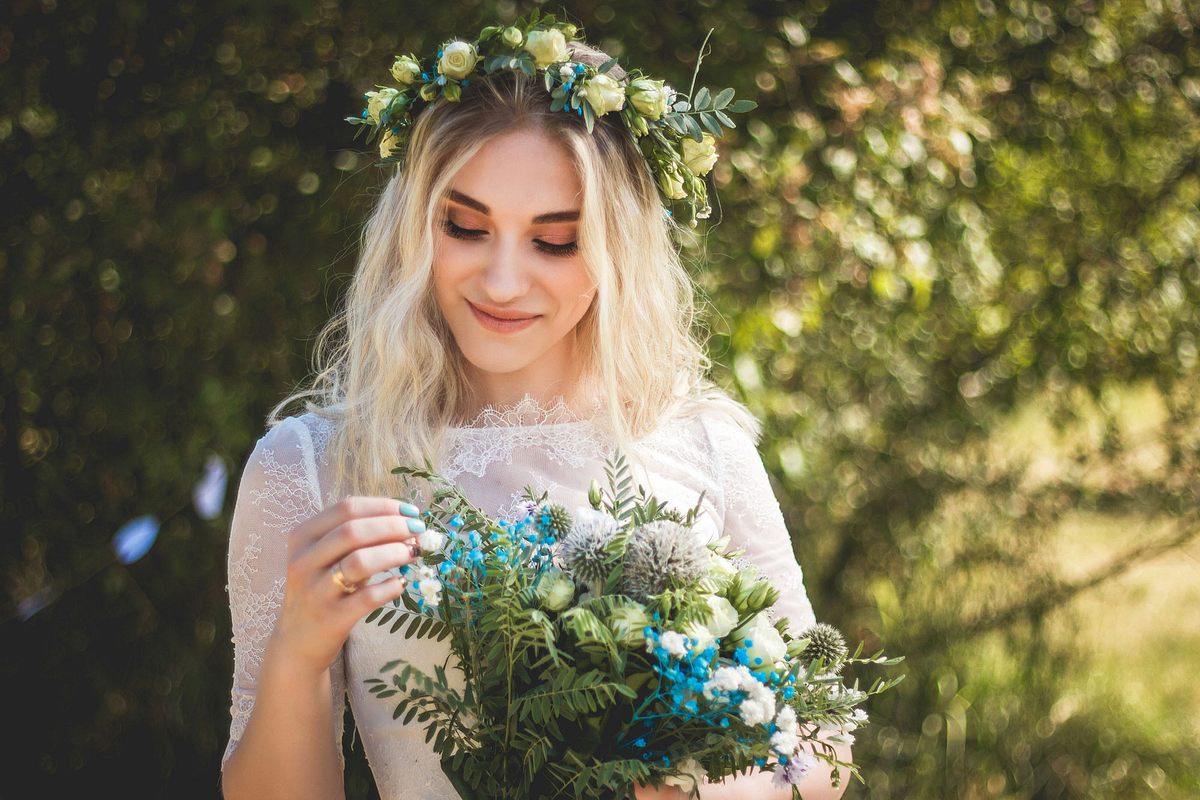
270, 39, 762, 503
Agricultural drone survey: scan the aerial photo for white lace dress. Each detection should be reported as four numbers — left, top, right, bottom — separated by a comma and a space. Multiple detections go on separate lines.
222, 395, 818, 799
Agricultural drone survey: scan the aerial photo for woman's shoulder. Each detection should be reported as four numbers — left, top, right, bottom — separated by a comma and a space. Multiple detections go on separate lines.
658, 386, 764, 450
256, 406, 341, 463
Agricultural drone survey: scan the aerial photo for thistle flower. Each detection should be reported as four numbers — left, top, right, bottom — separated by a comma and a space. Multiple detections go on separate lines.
619, 519, 710, 602
534, 502, 573, 540
798, 622, 848, 670
559, 506, 619, 586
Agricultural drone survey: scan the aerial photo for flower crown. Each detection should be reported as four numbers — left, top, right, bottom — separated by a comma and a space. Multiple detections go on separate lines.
343, 10, 757, 227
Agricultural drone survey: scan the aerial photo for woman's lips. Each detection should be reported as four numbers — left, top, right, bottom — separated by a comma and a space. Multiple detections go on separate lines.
468, 301, 539, 333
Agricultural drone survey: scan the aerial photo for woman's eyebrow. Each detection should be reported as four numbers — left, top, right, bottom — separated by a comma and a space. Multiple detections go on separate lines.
446, 189, 580, 224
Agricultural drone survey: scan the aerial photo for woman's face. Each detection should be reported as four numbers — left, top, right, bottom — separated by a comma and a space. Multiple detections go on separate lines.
431, 127, 597, 408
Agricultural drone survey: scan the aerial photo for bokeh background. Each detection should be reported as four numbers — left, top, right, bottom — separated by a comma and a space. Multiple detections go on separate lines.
3, 0, 1199, 797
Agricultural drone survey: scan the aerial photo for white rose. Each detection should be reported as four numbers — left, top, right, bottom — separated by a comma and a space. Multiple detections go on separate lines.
438, 40, 477, 80
703, 595, 740, 639
390, 55, 421, 86
378, 128, 402, 159
524, 28, 569, 67
578, 73, 626, 116
682, 132, 719, 176
627, 77, 670, 120
365, 87, 400, 125
536, 567, 575, 612
731, 613, 788, 670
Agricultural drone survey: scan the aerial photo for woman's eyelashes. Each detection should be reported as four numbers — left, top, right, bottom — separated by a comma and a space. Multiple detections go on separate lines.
440, 218, 579, 257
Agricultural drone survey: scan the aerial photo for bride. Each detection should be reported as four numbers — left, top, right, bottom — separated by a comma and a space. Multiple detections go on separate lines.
220, 17, 851, 800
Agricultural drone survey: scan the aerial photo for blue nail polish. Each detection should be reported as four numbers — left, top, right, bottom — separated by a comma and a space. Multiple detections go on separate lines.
406, 518, 426, 534
398, 501, 420, 517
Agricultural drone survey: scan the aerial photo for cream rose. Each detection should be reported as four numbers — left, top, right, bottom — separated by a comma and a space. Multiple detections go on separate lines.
524, 28, 569, 67
438, 40, 477, 80
579, 73, 626, 116
365, 87, 400, 125
378, 129, 402, 159
627, 77, 670, 120
390, 55, 421, 86
682, 132, 719, 175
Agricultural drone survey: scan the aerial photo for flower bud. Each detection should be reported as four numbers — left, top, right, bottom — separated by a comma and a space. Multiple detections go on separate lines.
627, 78, 670, 120
390, 55, 422, 86
588, 478, 602, 508
500, 26, 524, 48
536, 566, 575, 612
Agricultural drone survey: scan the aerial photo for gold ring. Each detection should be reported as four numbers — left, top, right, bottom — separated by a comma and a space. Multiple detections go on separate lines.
332, 562, 359, 594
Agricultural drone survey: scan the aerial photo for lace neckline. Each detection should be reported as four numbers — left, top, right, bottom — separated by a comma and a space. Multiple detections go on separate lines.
446, 391, 604, 432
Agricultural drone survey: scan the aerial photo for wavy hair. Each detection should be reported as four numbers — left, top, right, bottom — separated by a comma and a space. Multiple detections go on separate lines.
269, 38, 761, 502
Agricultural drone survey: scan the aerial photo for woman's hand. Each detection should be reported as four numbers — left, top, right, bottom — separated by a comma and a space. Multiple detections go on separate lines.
268, 495, 426, 676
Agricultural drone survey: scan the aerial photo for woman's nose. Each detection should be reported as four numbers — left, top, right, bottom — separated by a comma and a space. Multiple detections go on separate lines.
480, 234, 531, 302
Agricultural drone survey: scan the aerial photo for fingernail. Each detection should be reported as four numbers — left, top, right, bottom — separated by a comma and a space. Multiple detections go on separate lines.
398, 501, 420, 517
406, 517, 426, 534
408, 542, 421, 559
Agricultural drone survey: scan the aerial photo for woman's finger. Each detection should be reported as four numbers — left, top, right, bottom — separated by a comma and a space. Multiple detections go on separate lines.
298, 512, 425, 574
286, 496, 419, 555
329, 540, 421, 591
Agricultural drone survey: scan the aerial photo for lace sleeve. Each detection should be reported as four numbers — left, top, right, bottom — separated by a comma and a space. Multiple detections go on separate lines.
701, 413, 818, 635
222, 416, 348, 772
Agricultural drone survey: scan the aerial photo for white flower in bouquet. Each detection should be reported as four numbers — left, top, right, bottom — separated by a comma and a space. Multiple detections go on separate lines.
405, 561, 443, 609
770, 706, 801, 756
731, 612, 787, 670
418, 527, 447, 554
702, 551, 738, 592
702, 594, 739, 638
608, 601, 653, 647
536, 566, 576, 612
663, 757, 707, 793
682, 621, 716, 652
650, 630, 689, 659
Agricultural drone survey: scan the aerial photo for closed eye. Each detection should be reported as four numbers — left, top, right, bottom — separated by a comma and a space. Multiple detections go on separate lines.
440, 218, 579, 257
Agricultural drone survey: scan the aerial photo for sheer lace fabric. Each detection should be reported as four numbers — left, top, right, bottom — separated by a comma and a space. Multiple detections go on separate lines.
223, 394, 817, 798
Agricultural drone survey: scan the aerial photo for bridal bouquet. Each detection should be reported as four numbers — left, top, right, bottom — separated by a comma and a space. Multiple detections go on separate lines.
367, 452, 903, 799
